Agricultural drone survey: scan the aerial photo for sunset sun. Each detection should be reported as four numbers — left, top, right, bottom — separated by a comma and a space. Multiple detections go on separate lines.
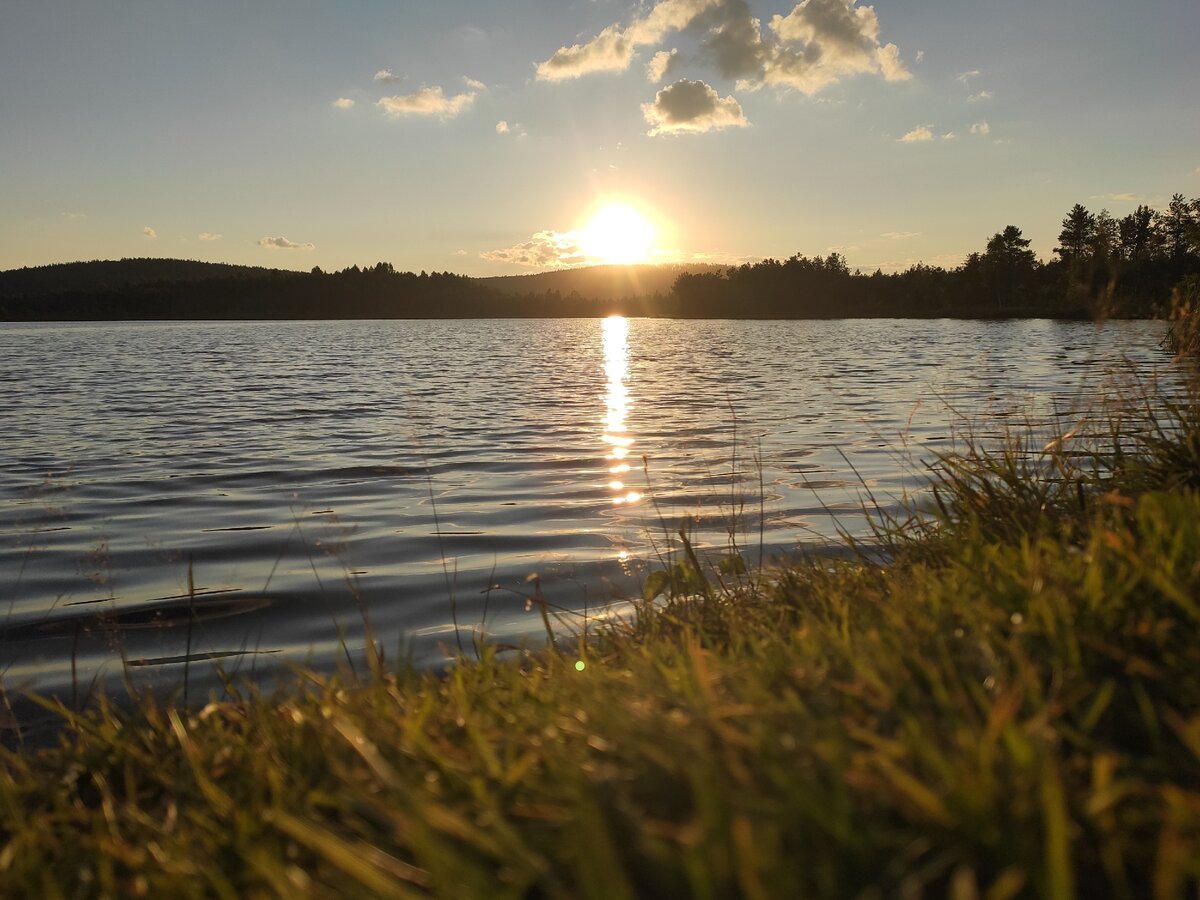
579, 203, 657, 265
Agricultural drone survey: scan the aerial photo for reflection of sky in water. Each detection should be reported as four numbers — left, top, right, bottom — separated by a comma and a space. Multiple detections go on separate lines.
602, 316, 641, 509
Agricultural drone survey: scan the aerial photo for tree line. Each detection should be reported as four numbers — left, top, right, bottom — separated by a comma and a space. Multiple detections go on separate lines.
2, 195, 1197, 320
668, 193, 1200, 318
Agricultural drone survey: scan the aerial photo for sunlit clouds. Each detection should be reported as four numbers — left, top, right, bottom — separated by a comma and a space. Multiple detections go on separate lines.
484, 201, 668, 268
899, 125, 934, 143
198, 232, 222, 242
376, 81, 481, 119
536, 0, 911, 117
142, 226, 157, 239
258, 236, 315, 251
642, 79, 748, 136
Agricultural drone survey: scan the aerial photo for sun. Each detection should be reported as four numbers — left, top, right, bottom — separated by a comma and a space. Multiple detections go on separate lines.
579, 203, 657, 265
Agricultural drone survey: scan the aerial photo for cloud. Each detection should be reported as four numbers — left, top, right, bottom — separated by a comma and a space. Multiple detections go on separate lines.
377, 85, 478, 119
374, 69, 401, 84
482, 230, 589, 268
956, 69, 981, 84
942, 131, 957, 140
881, 231, 921, 240
198, 232, 222, 242
762, 0, 911, 91
463, 77, 486, 91
968, 90, 992, 102
641, 79, 749, 136
258, 236, 315, 251
61, 212, 86, 219
915, 50, 925, 62
536, 0, 910, 100
899, 125, 934, 143
969, 121, 990, 136
536, 24, 637, 80
647, 49, 679, 82
143, 226, 157, 239
1093, 192, 1146, 203
332, 97, 356, 110
495, 120, 510, 134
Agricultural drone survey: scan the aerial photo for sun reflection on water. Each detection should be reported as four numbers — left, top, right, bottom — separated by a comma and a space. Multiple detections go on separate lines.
602, 316, 642, 507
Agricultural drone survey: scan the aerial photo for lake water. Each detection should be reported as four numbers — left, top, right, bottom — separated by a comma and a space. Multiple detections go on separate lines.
0, 317, 1173, 703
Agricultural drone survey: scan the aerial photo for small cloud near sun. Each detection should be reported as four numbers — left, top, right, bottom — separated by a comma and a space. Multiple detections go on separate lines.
143, 226, 157, 239
258, 236, 314, 251
377, 77, 482, 119
899, 125, 934, 143
484, 202, 665, 268
646, 49, 679, 83
643, 79, 748, 136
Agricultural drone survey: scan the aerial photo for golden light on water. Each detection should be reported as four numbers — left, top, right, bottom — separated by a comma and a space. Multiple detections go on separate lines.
602, 316, 641, 507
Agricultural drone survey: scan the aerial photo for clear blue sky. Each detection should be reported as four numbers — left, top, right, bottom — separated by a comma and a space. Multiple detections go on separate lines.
2, 0, 1198, 274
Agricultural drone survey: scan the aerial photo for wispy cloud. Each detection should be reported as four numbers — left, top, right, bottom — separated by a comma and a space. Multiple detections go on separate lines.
61, 212, 86, 220
647, 49, 679, 83
143, 226, 157, 239
495, 120, 510, 134
198, 232, 222, 242
968, 90, 992, 102
374, 69, 402, 84
643, 79, 749, 136
482, 230, 589, 268
377, 83, 479, 119
881, 231, 921, 240
969, 121, 990, 136
332, 97, 356, 110
956, 69, 981, 84
899, 125, 934, 143
258, 236, 314, 251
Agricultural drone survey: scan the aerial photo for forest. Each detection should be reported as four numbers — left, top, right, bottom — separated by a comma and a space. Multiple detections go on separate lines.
1, 195, 1198, 320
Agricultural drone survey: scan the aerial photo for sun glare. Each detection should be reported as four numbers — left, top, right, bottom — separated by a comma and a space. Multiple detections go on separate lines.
580, 203, 657, 265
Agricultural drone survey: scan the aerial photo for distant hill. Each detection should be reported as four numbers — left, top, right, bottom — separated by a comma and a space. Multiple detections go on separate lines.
476, 263, 728, 301
0, 258, 291, 298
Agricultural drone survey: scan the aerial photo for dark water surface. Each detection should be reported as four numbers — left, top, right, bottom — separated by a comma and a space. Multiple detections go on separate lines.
0, 317, 1172, 700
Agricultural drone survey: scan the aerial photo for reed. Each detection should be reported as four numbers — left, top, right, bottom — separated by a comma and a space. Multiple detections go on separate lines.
1, 362, 1199, 898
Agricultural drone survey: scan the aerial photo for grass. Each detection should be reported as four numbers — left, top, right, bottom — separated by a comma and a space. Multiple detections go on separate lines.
2, 310, 1200, 898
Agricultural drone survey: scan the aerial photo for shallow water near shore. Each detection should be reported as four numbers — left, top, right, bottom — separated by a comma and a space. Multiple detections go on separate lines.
0, 316, 1173, 702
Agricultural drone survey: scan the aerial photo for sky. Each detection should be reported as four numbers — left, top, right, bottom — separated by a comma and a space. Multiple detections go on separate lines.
2, 0, 1199, 275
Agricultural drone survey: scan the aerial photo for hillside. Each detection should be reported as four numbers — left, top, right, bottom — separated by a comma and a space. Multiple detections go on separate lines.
0, 258, 292, 298
475, 263, 728, 300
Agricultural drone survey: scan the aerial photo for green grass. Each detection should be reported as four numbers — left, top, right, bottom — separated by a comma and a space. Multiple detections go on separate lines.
2, 317, 1200, 898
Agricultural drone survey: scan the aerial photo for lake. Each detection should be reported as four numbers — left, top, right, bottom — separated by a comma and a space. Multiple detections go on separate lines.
0, 317, 1173, 702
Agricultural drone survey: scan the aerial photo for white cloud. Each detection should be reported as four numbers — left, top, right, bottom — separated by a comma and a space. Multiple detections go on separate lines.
198, 232, 222, 242
969, 121, 990, 136
915, 50, 925, 62
332, 97, 356, 110
647, 49, 679, 83
942, 131, 957, 140
899, 125, 934, 143
881, 231, 921, 240
377, 85, 478, 119
482, 230, 589, 268
258, 236, 314, 251
143, 226, 157, 239
956, 69, 981, 84
454, 249, 468, 256
496, 120, 510, 134
463, 77, 486, 91
536, 0, 910, 99
374, 69, 401, 84
641, 79, 749, 136
968, 90, 992, 102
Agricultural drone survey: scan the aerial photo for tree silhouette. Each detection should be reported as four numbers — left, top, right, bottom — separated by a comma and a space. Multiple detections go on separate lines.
1057, 204, 1097, 264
